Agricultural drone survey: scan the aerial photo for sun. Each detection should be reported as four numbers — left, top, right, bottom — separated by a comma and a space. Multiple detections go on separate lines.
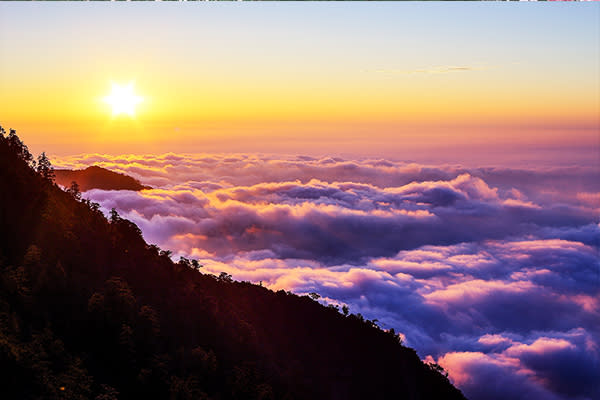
103, 82, 143, 117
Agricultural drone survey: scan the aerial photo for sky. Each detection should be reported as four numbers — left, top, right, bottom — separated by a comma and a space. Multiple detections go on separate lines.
2, 3, 599, 399
1, 3, 599, 164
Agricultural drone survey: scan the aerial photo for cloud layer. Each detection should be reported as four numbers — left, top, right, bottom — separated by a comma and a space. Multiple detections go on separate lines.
54, 153, 600, 400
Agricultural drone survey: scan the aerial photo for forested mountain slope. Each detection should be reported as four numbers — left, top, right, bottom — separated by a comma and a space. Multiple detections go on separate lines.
0, 127, 466, 400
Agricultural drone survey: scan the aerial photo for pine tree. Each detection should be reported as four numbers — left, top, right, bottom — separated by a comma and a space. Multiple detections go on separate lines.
67, 181, 82, 201
36, 152, 55, 181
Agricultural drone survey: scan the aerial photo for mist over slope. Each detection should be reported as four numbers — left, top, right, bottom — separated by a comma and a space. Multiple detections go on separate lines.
53, 152, 600, 400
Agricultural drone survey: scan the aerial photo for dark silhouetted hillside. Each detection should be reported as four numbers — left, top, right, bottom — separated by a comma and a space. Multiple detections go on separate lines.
0, 126, 466, 400
55, 165, 151, 192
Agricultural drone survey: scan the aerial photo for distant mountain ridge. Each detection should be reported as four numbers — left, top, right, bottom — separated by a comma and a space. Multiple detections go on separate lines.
55, 165, 151, 192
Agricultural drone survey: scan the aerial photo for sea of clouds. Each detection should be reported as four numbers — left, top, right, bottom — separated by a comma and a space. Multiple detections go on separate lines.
53, 153, 600, 400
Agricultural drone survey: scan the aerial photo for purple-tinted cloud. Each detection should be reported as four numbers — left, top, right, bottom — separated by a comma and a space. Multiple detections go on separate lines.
53, 153, 600, 400
83, 172, 595, 266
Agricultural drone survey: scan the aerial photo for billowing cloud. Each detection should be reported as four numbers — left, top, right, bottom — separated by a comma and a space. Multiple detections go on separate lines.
53, 153, 600, 400
81, 172, 595, 266
438, 329, 599, 400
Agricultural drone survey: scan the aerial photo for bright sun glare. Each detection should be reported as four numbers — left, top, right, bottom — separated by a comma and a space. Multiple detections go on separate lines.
103, 82, 143, 117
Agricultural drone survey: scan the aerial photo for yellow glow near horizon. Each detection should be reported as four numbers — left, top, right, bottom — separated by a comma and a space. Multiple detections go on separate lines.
103, 82, 143, 117
0, 4, 597, 159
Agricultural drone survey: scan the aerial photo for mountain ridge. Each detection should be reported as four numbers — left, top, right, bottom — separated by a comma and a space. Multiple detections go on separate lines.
54, 165, 151, 192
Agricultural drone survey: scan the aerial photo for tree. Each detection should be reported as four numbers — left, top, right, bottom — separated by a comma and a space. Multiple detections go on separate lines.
179, 256, 192, 268
138, 305, 160, 337
6, 128, 34, 166
88, 292, 105, 315
23, 244, 42, 267
387, 328, 403, 345
218, 272, 233, 283
308, 292, 320, 301
159, 249, 172, 258
178, 257, 203, 270
36, 152, 55, 181
342, 304, 349, 316
110, 208, 120, 224
118, 324, 135, 364
426, 362, 449, 378
88, 200, 101, 212
67, 181, 82, 201
191, 259, 203, 270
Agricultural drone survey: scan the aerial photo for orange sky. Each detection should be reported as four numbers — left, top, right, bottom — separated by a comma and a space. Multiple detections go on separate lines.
0, 3, 598, 161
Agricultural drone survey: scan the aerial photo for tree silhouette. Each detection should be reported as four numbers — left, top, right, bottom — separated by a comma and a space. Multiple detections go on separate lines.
66, 181, 82, 201
342, 304, 349, 316
218, 272, 233, 282
36, 152, 55, 181
110, 208, 120, 224
5, 127, 34, 166
179, 256, 192, 268
179, 256, 203, 271
159, 249, 172, 258
191, 259, 203, 270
